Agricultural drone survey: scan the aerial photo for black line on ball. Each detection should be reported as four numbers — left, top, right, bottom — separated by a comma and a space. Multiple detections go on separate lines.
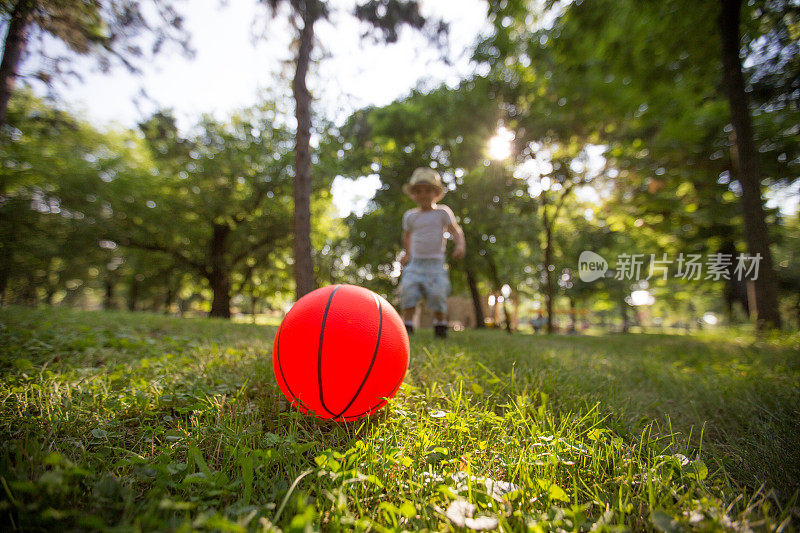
275, 319, 311, 411
333, 295, 383, 419
340, 400, 387, 421
338, 370, 406, 421
317, 285, 342, 417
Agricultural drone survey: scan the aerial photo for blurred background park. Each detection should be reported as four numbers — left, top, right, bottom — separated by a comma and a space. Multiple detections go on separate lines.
2, 0, 799, 334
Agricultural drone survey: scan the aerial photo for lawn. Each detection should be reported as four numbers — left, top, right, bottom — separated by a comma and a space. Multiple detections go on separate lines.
1, 306, 798, 531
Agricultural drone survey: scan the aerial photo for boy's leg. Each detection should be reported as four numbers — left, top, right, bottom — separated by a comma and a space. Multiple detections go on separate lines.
400, 265, 423, 335
432, 311, 449, 338
402, 307, 416, 334
426, 267, 451, 338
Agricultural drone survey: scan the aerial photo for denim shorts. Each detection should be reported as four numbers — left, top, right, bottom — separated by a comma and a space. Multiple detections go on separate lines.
400, 258, 451, 313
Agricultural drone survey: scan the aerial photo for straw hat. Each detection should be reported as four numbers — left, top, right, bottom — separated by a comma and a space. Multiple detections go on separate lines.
402, 167, 445, 199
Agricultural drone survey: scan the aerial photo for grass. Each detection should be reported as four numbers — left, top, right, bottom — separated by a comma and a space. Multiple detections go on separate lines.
0, 306, 798, 531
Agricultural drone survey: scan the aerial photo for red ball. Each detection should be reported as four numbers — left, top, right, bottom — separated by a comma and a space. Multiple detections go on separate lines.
273, 284, 410, 421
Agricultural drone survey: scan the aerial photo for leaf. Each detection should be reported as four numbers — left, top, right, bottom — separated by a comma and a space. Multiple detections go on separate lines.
398, 455, 414, 468
253, 448, 279, 464
91, 428, 108, 439
188, 444, 212, 477
292, 441, 317, 454
379, 501, 399, 516
424, 446, 448, 465
44, 452, 63, 466
398, 501, 416, 518
38, 470, 63, 487
651, 511, 682, 532
537, 478, 569, 502
363, 474, 384, 488
165, 430, 183, 442
313, 454, 341, 473
686, 459, 708, 481
166, 462, 187, 475
76, 514, 106, 530
159, 498, 196, 510
183, 472, 212, 485
14, 358, 34, 371
239, 452, 253, 506
438, 484, 458, 499
94, 475, 121, 499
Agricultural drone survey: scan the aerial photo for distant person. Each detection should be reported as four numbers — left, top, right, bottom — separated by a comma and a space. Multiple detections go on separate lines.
530, 312, 545, 333
398, 168, 465, 338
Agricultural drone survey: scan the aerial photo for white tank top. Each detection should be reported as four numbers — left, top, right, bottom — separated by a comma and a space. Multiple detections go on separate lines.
402, 204, 456, 259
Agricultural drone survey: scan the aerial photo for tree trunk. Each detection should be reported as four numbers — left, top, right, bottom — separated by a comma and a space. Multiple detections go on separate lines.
291, 4, 318, 300
484, 251, 512, 333
128, 275, 139, 312
209, 270, 231, 318
208, 223, 231, 318
510, 291, 519, 331
22, 272, 35, 304
718, 0, 782, 329
45, 285, 56, 305
619, 293, 629, 333
0, 256, 10, 306
464, 263, 486, 329
0, 0, 34, 131
794, 296, 799, 330
251, 296, 259, 324
165, 273, 182, 314
544, 225, 555, 334
104, 279, 116, 310
568, 297, 576, 333
164, 286, 174, 314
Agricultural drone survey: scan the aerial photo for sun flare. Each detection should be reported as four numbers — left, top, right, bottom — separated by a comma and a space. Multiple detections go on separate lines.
488, 127, 514, 160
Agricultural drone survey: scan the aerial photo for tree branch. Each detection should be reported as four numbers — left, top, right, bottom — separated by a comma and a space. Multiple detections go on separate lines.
119, 237, 207, 275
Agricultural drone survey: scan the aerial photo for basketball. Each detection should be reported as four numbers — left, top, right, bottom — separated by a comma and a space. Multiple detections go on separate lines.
273, 284, 410, 421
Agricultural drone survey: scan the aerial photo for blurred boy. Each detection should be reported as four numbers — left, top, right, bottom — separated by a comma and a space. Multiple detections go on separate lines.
399, 168, 465, 338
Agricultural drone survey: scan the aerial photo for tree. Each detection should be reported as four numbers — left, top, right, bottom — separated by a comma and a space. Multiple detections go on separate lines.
524, 149, 600, 333
259, 0, 446, 300
0, 0, 191, 132
0, 89, 116, 304
112, 106, 297, 318
718, 0, 781, 328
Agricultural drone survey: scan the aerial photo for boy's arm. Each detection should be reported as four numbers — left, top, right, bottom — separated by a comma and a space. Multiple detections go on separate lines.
400, 230, 411, 265
447, 221, 466, 260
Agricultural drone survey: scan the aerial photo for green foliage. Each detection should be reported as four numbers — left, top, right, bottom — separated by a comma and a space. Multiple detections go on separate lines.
1, 0, 192, 84
467, 0, 800, 327
105, 104, 305, 315
1, 307, 798, 530
0, 90, 137, 305
0, 90, 344, 313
